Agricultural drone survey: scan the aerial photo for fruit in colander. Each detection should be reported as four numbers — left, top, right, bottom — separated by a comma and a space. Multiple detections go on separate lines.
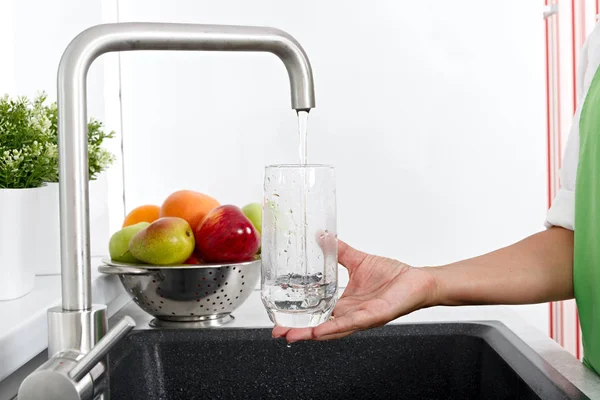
129, 217, 195, 265
195, 205, 260, 263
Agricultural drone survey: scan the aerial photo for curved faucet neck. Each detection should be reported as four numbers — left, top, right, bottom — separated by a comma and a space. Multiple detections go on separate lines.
57, 22, 316, 311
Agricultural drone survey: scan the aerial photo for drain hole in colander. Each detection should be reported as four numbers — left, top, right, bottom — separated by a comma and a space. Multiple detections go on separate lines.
222, 307, 225, 310
213, 309, 217, 311
213, 291, 217, 294
220, 289, 224, 292
159, 306, 162, 309
190, 313, 194, 316
171, 312, 175, 315
207, 284, 211, 287
217, 296, 220, 299
152, 280, 156, 283
213, 302, 216, 305
197, 284, 201, 288
209, 271, 212, 275
240, 290, 243, 293
221, 275, 224, 278
213, 278, 217, 281
195, 292, 199, 295
206, 299, 210, 302
224, 294, 228, 297
238, 270, 241, 274
233, 267, 236, 270
242, 282, 245, 285
196, 299, 200, 302
225, 282, 228, 285
205, 292, 209, 295
220, 302, 223, 305
160, 300, 164, 304
202, 277, 206, 280
236, 296, 239, 299
242, 275, 245, 278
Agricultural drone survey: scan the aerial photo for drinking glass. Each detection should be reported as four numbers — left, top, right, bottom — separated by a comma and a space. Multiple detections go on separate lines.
261, 164, 338, 327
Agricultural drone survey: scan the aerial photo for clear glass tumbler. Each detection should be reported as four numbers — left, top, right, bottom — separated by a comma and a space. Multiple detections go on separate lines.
261, 164, 338, 327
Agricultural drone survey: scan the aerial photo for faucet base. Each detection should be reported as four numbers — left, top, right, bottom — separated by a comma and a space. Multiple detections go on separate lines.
48, 305, 108, 358
149, 314, 235, 329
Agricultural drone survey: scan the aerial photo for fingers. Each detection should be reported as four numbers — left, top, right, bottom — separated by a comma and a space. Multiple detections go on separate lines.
337, 240, 368, 273
314, 233, 368, 273
272, 326, 316, 342
272, 325, 290, 338
313, 309, 379, 338
284, 327, 316, 343
315, 330, 357, 341
272, 310, 380, 343
272, 324, 317, 341
273, 309, 380, 343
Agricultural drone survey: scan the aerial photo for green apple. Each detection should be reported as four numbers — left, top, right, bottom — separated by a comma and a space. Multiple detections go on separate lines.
241, 202, 262, 234
242, 202, 262, 254
109, 222, 150, 263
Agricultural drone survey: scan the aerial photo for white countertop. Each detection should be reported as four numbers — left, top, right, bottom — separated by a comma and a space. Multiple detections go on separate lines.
3, 262, 600, 399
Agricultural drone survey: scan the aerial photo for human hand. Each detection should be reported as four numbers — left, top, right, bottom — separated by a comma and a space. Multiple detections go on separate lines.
271, 240, 438, 343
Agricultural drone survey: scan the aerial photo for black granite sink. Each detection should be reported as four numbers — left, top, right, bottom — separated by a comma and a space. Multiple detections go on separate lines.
107, 322, 589, 400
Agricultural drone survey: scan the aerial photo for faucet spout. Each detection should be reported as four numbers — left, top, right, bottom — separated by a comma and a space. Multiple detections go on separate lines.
57, 22, 316, 312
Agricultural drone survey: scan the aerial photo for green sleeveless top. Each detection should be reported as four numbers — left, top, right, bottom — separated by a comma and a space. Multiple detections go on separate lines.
574, 62, 600, 374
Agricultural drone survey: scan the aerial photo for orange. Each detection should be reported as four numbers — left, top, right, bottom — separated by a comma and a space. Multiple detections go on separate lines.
159, 190, 220, 230
122, 204, 161, 228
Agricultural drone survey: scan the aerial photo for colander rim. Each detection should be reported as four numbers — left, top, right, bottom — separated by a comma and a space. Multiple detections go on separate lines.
100, 257, 261, 270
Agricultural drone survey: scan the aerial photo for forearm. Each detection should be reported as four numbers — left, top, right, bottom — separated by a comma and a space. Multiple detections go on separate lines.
427, 227, 574, 306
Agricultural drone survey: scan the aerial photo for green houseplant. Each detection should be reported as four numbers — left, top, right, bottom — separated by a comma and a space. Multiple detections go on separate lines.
42, 98, 116, 182
0, 93, 58, 299
0, 92, 117, 283
0, 94, 56, 189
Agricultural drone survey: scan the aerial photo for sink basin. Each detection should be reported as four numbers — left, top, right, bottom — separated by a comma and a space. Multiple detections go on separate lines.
107, 321, 589, 399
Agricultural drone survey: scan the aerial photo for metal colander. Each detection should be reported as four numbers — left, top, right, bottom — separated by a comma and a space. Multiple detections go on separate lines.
99, 258, 260, 328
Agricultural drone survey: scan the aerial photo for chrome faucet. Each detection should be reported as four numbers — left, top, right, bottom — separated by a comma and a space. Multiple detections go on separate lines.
18, 22, 315, 400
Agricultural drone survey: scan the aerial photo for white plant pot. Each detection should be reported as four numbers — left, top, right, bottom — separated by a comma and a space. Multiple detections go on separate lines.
36, 182, 61, 275
36, 179, 109, 275
0, 186, 45, 301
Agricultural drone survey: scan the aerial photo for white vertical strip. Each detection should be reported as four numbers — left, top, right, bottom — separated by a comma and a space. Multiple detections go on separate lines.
101, 0, 126, 236
545, 0, 563, 347
0, 0, 16, 95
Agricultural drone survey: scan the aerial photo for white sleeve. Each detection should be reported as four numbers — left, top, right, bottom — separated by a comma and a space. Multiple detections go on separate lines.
544, 127, 577, 230
544, 29, 595, 231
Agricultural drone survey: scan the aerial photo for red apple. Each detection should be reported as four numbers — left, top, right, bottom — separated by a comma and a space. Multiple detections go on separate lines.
184, 252, 203, 265
194, 205, 260, 263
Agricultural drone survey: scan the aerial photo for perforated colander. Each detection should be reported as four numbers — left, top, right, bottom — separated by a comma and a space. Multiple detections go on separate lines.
99, 258, 260, 327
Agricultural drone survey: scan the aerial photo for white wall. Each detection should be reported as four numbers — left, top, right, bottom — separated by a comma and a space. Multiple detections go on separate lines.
0, 0, 16, 95
116, 1, 549, 332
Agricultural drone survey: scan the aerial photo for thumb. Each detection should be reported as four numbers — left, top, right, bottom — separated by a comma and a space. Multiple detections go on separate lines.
338, 240, 368, 272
